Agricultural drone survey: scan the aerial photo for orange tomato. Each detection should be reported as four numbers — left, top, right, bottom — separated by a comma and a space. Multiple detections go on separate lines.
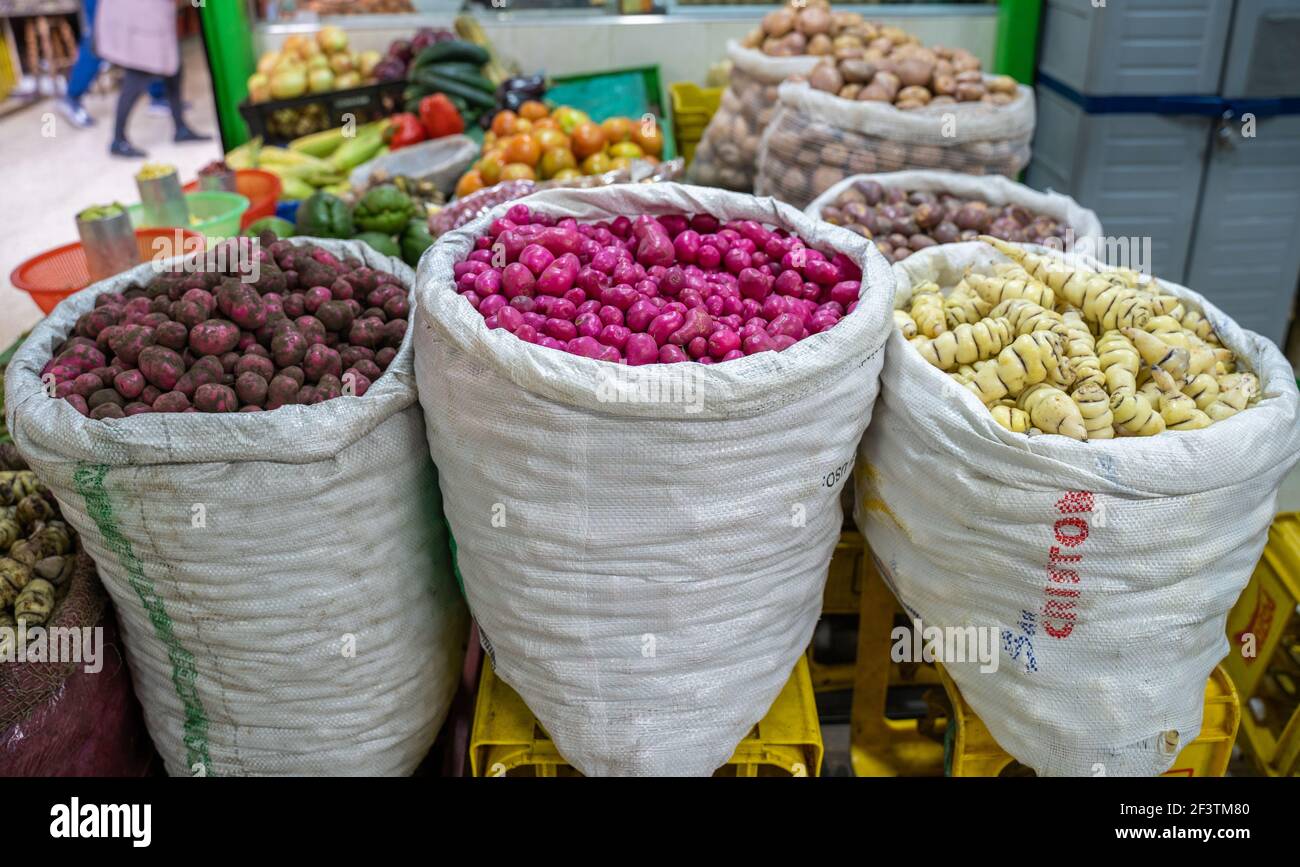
531, 117, 558, 131
490, 109, 517, 137
501, 162, 537, 181
512, 117, 533, 134
455, 169, 485, 198
518, 100, 548, 121
539, 146, 577, 179
633, 122, 663, 156
483, 130, 497, 148
504, 134, 542, 167
607, 156, 631, 172
581, 151, 611, 175
600, 116, 633, 144
478, 151, 505, 185
551, 167, 582, 182
571, 121, 606, 159
534, 127, 570, 153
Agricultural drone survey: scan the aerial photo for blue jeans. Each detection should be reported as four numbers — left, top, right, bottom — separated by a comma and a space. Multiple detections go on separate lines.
66, 0, 166, 104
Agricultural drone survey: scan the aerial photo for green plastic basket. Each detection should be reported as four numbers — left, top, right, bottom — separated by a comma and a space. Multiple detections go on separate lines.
548, 65, 676, 161
127, 191, 249, 239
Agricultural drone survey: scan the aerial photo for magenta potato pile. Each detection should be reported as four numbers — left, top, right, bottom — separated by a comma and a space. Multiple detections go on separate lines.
41, 238, 408, 418
454, 204, 864, 365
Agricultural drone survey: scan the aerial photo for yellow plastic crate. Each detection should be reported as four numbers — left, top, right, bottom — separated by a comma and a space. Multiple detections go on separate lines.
848, 548, 946, 777
940, 664, 1240, 777
470, 656, 823, 777
669, 81, 721, 168
807, 530, 866, 691
1224, 512, 1300, 776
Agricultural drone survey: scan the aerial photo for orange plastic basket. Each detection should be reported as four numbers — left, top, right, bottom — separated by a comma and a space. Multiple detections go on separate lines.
184, 169, 281, 229
11, 228, 205, 314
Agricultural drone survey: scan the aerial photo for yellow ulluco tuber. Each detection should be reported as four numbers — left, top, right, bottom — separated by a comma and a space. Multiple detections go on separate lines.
899, 239, 1259, 439
1018, 383, 1089, 440
910, 284, 947, 338
965, 272, 1055, 310
990, 404, 1030, 433
893, 309, 918, 339
1110, 391, 1166, 436
1097, 330, 1139, 396
914, 316, 1013, 370
965, 331, 1066, 403
1071, 383, 1115, 440
1152, 383, 1212, 432
977, 235, 1154, 330
942, 280, 991, 329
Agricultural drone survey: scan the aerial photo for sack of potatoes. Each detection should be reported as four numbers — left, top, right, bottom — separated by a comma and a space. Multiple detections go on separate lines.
688, 0, 892, 193
806, 170, 1102, 265
754, 38, 1035, 210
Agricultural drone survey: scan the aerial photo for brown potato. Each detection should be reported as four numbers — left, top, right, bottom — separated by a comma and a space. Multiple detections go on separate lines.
956, 82, 986, 101
783, 31, 807, 54
808, 33, 834, 56
839, 59, 877, 84
834, 46, 865, 62
955, 70, 983, 84
743, 29, 765, 49
762, 8, 796, 38
838, 83, 862, 100
858, 84, 893, 102
932, 74, 957, 96
799, 5, 831, 36
895, 57, 935, 88
811, 166, 843, 196
897, 85, 933, 105
988, 74, 1018, 94
809, 61, 845, 93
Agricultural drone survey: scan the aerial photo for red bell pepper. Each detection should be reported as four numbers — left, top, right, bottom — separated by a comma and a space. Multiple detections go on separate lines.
389, 113, 427, 150
419, 93, 465, 139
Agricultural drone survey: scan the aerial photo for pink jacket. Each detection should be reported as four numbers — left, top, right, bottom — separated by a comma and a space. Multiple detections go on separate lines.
94, 0, 180, 77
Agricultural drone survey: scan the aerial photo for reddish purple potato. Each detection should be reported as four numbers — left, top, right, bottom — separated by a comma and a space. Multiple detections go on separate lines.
46, 240, 407, 416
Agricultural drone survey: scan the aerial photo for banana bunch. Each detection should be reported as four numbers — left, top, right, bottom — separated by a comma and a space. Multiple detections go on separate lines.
896, 240, 1260, 441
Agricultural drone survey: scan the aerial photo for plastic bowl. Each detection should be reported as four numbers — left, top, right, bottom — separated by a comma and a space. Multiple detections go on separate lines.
184, 169, 280, 230
127, 190, 249, 238
11, 228, 205, 314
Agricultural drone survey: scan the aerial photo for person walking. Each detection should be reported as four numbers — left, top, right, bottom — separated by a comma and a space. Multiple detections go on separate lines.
94, 0, 209, 157
58, 0, 171, 129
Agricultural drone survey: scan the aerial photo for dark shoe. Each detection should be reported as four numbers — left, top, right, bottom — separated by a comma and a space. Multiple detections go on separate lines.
174, 125, 212, 143
109, 139, 147, 158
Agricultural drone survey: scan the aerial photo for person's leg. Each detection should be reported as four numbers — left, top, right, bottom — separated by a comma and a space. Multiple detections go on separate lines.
110, 68, 151, 156
59, 0, 100, 127
167, 70, 210, 142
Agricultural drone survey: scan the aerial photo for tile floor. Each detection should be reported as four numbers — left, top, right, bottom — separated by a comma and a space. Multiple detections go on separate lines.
1, 39, 222, 349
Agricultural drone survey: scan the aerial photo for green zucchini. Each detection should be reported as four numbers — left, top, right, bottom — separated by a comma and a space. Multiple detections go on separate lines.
410, 41, 490, 71
412, 70, 497, 108
426, 64, 496, 94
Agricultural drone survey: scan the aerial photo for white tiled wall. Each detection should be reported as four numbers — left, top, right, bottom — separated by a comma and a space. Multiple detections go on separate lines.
258, 12, 999, 86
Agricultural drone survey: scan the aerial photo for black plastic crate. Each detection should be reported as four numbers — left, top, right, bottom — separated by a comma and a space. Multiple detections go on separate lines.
238, 80, 407, 145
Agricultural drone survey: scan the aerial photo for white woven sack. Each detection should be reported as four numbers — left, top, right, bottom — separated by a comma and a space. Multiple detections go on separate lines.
687, 41, 822, 192
415, 182, 894, 776
805, 169, 1104, 252
4, 239, 468, 776
756, 79, 1036, 209
856, 241, 1300, 776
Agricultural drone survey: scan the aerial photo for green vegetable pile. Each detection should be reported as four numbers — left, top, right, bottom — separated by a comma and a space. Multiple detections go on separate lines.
245, 185, 435, 268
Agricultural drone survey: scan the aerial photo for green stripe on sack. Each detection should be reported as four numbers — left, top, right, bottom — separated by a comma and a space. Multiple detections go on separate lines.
74, 462, 213, 774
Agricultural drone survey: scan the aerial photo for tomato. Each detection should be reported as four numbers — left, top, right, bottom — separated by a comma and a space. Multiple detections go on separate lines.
490, 110, 517, 137
504, 134, 542, 167
633, 122, 663, 156
455, 169, 485, 198
478, 151, 505, 185
500, 162, 537, 181
552, 106, 590, 135
512, 117, 533, 134
531, 117, 558, 131
608, 141, 644, 159
570, 122, 606, 159
551, 167, 582, 181
534, 127, 570, 153
581, 151, 611, 175
518, 100, 548, 121
607, 156, 631, 172
539, 146, 577, 179
600, 116, 633, 144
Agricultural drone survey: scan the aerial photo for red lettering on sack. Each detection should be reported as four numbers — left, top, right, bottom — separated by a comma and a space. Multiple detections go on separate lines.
1039, 491, 1092, 641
